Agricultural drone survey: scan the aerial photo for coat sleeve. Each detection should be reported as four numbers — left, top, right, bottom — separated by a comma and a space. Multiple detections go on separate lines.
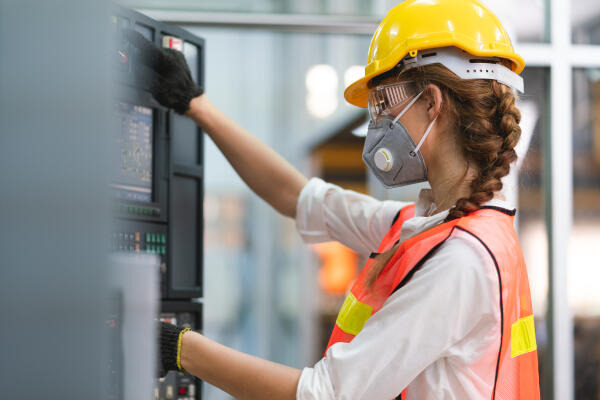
295, 177, 411, 256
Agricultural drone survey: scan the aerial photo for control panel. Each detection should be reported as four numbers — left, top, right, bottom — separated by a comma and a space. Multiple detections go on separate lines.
110, 5, 205, 301
110, 5, 205, 400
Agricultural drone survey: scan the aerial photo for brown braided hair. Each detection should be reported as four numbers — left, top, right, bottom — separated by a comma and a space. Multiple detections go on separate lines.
365, 61, 522, 288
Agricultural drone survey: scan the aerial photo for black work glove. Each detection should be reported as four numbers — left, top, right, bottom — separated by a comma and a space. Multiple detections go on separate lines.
158, 321, 191, 378
124, 29, 203, 114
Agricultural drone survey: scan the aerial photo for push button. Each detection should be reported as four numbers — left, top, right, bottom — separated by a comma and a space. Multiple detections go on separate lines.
166, 385, 174, 399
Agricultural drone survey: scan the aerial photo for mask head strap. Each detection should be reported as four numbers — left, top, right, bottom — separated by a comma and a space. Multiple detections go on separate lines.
390, 89, 440, 157
410, 113, 439, 157
392, 90, 423, 124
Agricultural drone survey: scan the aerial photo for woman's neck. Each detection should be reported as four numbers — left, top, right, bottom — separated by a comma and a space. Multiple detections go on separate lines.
427, 152, 477, 215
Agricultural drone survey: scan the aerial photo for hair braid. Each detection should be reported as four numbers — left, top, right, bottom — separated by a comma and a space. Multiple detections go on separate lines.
445, 81, 521, 221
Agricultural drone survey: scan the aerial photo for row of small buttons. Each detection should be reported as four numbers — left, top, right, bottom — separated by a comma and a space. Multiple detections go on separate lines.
112, 231, 138, 252
113, 232, 138, 242
154, 384, 195, 399
128, 205, 159, 216
146, 232, 166, 244
147, 244, 166, 255
115, 204, 160, 217
111, 231, 166, 255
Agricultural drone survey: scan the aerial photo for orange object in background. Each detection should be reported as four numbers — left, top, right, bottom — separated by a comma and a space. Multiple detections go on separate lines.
313, 242, 358, 295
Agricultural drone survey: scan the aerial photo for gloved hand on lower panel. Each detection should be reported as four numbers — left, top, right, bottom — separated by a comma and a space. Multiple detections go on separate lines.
159, 321, 191, 378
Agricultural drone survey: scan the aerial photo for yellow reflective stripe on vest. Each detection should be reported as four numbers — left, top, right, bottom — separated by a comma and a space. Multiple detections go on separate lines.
335, 292, 373, 336
511, 315, 537, 358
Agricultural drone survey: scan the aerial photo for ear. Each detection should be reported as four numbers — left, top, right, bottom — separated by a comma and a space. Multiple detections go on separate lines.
423, 84, 443, 121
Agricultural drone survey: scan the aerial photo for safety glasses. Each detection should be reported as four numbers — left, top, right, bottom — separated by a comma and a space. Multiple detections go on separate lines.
368, 81, 423, 124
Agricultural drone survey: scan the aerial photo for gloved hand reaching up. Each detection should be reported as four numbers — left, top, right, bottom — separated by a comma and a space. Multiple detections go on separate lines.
124, 29, 203, 114
158, 321, 191, 378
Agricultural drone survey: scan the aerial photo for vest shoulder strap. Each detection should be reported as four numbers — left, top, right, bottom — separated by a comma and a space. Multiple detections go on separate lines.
388, 208, 516, 295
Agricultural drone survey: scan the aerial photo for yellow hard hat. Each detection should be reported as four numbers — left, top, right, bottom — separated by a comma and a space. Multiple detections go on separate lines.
345, 0, 525, 108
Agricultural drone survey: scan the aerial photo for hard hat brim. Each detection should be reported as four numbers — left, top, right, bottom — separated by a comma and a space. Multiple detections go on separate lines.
344, 75, 372, 108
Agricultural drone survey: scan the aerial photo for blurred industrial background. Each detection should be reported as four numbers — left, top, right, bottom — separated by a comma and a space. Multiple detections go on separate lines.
1, 0, 599, 399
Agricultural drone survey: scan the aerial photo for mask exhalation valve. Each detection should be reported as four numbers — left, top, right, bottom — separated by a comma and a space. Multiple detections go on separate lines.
374, 148, 394, 171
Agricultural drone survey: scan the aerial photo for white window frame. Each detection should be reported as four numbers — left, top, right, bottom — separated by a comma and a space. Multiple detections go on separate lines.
521, 1, 600, 398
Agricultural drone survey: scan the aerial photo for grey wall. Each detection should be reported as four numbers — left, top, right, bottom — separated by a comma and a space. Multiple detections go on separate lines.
0, 1, 112, 397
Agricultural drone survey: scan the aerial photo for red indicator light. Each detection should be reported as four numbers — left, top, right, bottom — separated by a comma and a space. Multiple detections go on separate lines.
162, 36, 183, 51
178, 387, 187, 395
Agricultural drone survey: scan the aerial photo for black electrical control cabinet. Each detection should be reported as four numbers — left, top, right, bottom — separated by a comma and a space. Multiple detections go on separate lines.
110, 5, 205, 399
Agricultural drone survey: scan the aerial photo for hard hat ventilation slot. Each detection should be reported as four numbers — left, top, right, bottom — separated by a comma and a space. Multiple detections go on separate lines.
421, 52, 437, 58
469, 59, 498, 64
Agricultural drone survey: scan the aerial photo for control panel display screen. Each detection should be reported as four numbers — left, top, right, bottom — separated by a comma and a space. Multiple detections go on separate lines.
112, 102, 153, 202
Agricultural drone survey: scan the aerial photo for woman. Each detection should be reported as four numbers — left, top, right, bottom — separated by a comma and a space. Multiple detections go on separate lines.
133, 0, 540, 398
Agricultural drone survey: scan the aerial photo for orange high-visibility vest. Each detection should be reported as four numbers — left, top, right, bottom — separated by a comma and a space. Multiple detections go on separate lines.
326, 205, 540, 400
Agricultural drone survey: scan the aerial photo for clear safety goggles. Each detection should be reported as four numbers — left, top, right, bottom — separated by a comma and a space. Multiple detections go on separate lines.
368, 81, 423, 124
